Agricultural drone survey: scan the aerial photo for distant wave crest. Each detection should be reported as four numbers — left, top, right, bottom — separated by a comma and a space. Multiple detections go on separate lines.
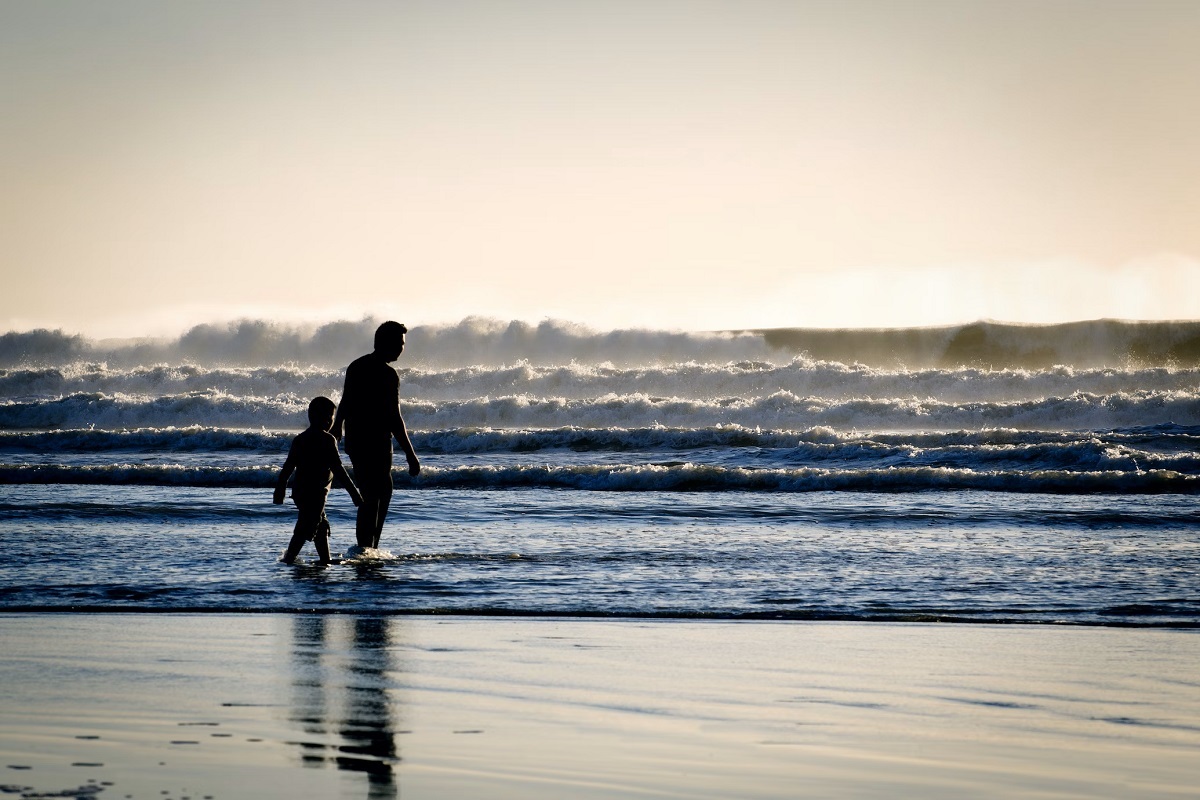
5, 359, 1199, 404
3, 388, 1199, 432
2, 462, 1194, 494
5, 316, 1200, 369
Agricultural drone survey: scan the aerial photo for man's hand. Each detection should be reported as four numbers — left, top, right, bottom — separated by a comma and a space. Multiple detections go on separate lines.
272, 487, 285, 505
407, 455, 421, 477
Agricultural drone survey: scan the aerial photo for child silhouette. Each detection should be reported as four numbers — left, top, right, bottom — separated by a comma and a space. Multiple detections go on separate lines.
274, 396, 363, 564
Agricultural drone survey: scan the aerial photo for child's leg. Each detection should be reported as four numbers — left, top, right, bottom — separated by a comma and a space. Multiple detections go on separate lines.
283, 499, 323, 564
313, 511, 332, 564
281, 529, 308, 564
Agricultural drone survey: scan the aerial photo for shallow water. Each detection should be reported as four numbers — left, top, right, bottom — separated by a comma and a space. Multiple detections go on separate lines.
1, 485, 1195, 625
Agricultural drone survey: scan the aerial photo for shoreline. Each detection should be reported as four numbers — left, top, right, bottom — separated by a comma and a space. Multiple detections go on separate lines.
2, 613, 1199, 798
3, 606, 1198, 628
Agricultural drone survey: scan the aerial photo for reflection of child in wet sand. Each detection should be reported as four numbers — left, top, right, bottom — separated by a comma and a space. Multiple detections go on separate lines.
274, 396, 363, 565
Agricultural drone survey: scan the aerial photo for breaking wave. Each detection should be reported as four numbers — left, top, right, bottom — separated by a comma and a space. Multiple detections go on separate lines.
5, 316, 1200, 369
2, 461, 1194, 494
3, 359, 1199, 404
4, 317, 1198, 496
3, 388, 1199, 432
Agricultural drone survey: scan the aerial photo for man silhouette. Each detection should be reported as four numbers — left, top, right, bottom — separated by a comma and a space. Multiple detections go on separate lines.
331, 321, 421, 549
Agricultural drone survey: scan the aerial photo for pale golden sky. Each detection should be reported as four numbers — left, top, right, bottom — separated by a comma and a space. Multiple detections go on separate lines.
4, 0, 1200, 336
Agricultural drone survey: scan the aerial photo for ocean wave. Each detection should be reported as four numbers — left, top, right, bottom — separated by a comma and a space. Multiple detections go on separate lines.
7, 317, 1200, 370
0, 317, 774, 369
3, 462, 1195, 493
5, 359, 1199, 405
398, 359, 1200, 404
0, 391, 308, 430
0, 426, 293, 452
6, 422, 1199, 454
0, 463, 279, 487
4, 424, 1198, 475
0, 363, 343, 402
5, 388, 1197, 432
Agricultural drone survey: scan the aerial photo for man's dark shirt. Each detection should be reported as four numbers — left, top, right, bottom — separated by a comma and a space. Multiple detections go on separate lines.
338, 352, 403, 457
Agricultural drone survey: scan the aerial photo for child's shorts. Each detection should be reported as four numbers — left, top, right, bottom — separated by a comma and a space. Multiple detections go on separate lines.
293, 493, 331, 541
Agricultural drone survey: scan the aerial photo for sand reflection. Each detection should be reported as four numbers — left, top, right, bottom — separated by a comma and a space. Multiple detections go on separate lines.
288, 615, 402, 798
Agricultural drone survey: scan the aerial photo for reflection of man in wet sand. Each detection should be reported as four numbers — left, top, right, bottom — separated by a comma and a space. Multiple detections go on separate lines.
287, 616, 400, 797
331, 321, 421, 550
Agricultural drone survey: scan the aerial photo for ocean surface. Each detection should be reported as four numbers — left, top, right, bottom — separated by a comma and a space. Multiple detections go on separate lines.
2, 318, 1198, 625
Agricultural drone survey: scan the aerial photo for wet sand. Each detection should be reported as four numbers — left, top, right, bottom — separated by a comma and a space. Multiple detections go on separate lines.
1, 614, 1198, 799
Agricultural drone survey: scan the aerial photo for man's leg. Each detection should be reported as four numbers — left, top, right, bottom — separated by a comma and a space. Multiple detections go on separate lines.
370, 484, 393, 549
355, 494, 380, 549
351, 454, 394, 549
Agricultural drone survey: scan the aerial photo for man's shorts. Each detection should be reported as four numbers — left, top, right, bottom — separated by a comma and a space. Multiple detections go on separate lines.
348, 450, 394, 497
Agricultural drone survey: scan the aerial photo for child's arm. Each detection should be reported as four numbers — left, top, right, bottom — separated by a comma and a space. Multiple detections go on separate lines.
333, 462, 363, 506
331, 379, 350, 441
321, 432, 362, 506
273, 454, 296, 505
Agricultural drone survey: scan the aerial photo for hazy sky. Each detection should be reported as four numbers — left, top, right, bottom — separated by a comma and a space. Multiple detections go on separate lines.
4, 0, 1200, 336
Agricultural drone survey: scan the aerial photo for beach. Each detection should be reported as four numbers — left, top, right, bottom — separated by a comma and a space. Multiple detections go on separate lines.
8, 0, 1200, 793
2, 614, 1198, 799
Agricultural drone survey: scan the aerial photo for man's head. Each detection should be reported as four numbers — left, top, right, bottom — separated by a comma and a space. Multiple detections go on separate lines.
307, 396, 337, 430
373, 321, 408, 362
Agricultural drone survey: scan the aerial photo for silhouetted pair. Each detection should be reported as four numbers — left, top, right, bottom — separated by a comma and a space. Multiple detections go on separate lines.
273, 321, 421, 564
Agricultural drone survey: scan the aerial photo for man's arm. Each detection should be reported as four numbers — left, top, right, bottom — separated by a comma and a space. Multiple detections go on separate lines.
387, 369, 420, 476
394, 410, 420, 477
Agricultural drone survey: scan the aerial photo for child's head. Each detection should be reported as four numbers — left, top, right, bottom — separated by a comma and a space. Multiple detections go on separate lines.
307, 396, 336, 430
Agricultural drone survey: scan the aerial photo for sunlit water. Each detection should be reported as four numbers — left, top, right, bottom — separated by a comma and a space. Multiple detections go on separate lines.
3, 322, 1199, 625
1, 485, 1195, 625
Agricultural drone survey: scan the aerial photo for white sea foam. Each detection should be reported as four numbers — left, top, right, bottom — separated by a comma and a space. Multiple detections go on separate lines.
341, 545, 399, 562
2, 461, 1194, 494
5, 316, 1200, 369
4, 359, 1197, 408
1, 317, 774, 369
3, 387, 1200, 432
3, 425, 1197, 474
3, 317, 1198, 497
